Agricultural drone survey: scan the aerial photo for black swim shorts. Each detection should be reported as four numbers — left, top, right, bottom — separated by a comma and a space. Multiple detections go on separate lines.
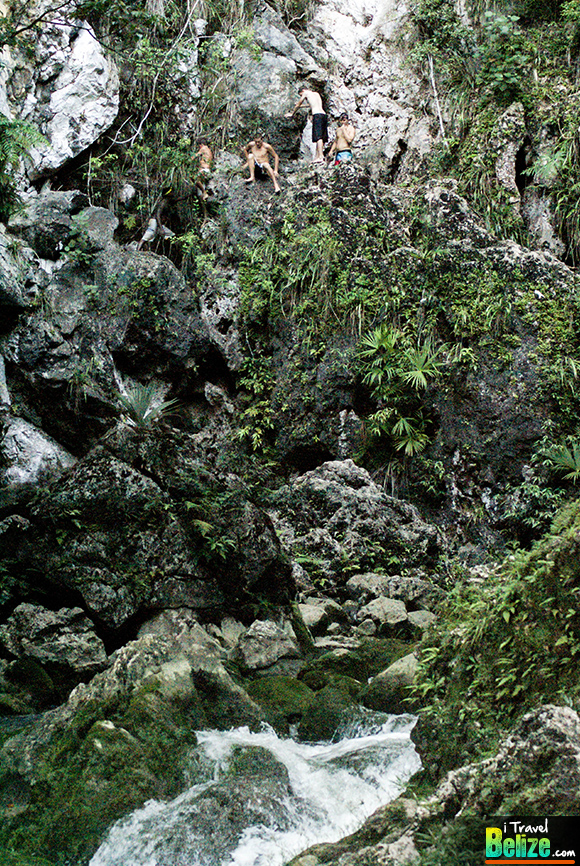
312, 113, 328, 143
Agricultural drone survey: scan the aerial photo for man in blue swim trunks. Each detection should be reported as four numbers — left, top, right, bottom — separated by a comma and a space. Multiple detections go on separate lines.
328, 113, 356, 165
285, 87, 328, 163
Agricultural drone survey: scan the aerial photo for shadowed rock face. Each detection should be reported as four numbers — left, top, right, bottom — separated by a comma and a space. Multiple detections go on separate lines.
3, 426, 293, 631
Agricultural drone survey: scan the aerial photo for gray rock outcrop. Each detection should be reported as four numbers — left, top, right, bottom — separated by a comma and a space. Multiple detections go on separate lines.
0, 603, 107, 674
270, 460, 441, 590
4, 6, 119, 179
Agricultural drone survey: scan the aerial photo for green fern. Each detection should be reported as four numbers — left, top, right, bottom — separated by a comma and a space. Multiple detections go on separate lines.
543, 442, 580, 482
0, 116, 45, 221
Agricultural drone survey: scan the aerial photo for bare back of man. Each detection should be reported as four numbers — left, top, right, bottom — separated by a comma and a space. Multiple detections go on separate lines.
244, 135, 281, 193
285, 88, 328, 162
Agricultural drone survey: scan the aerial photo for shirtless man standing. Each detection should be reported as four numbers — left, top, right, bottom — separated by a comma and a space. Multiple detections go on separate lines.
328, 113, 356, 165
285, 87, 328, 163
243, 132, 281, 194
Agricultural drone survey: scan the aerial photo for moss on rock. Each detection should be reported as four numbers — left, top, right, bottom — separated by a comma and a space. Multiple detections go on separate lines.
247, 675, 314, 733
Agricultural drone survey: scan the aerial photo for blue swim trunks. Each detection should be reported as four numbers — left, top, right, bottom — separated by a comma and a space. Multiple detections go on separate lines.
334, 150, 353, 164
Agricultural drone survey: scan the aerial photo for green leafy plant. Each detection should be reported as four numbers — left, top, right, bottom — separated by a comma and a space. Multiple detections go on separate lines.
116, 382, 179, 429
359, 323, 446, 456
0, 116, 45, 220
475, 13, 532, 105
413, 498, 580, 776
542, 440, 580, 482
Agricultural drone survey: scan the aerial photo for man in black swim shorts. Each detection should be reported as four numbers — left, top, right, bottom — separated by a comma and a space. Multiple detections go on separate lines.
286, 87, 328, 163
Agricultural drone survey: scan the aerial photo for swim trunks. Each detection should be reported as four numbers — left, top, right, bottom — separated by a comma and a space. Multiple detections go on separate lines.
312, 112, 328, 144
334, 150, 353, 165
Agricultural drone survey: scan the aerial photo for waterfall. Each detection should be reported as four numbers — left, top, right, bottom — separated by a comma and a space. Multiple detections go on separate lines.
90, 712, 420, 866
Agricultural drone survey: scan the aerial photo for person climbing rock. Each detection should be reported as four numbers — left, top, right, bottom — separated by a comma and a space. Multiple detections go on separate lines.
137, 187, 175, 250
328, 113, 356, 165
195, 139, 213, 203
285, 86, 328, 163
243, 132, 281, 194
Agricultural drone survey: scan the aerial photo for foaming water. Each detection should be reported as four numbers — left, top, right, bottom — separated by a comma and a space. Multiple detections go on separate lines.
90, 712, 420, 866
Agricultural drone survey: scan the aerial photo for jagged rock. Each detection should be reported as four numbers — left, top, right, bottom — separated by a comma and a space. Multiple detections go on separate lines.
362, 652, 419, 714
491, 102, 526, 199
298, 598, 347, 636
270, 460, 441, 591
8, 191, 90, 259
0, 603, 107, 674
0, 624, 262, 783
345, 573, 443, 610
354, 618, 377, 636
0, 225, 39, 315
0, 623, 265, 857
0, 416, 76, 485
253, 2, 323, 77
80, 206, 119, 249
5, 10, 119, 179
237, 620, 302, 670
522, 190, 566, 257
356, 597, 409, 637
6, 429, 292, 629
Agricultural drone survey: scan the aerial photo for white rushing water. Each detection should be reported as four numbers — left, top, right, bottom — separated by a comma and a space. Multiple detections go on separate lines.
90, 713, 420, 866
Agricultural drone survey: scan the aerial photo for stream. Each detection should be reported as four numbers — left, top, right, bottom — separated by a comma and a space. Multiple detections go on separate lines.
90, 711, 420, 866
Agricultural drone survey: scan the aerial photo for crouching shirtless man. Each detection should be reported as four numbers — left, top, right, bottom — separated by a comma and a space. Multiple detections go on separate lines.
244, 132, 281, 194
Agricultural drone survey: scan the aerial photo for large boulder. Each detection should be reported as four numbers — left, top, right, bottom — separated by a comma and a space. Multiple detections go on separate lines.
4, 8, 119, 179
8, 191, 90, 259
346, 573, 443, 611
0, 415, 76, 485
356, 597, 409, 637
237, 620, 302, 671
0, 603, 107, 675
362, 652, 419, 714
3, 427, 294, 631
269, 460, 441, 592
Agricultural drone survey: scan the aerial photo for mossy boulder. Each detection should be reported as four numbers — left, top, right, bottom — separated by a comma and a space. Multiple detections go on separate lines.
247, 675, 315, 733
298, 638, 412, 689
297, 681, 359, 742
361, 652, 420, 714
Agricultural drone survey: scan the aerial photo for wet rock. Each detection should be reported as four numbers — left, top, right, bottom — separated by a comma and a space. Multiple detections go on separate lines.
362, 653, 419, 715
0, 603, 107, 675
297, 680, 358, 741
299, 637, 410, 687
247, 675, 315, 733
237, 620, 302, 671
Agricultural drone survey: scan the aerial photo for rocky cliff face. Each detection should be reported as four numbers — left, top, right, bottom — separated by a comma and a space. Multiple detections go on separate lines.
1, 0, 580, 862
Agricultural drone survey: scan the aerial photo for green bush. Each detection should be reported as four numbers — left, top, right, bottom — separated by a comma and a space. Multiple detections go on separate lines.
414, 498, 580, 774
